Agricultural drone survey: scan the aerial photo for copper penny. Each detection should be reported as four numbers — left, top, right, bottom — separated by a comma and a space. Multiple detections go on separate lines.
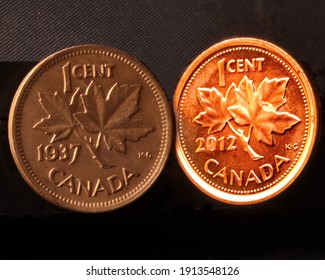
174, 38, 319, 204
9, 45, 172, 212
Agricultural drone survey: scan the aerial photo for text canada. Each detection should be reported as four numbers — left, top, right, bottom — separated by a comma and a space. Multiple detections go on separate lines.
204, 155, 290, 187
48, 167, 138, 196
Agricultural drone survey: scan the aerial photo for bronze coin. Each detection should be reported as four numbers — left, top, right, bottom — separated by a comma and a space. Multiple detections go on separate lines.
9, 45, 172, 212
174, 38, 319, 204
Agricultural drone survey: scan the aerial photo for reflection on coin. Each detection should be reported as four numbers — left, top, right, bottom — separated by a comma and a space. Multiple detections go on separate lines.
9, 45, 172, 212
174, 38, 319, 204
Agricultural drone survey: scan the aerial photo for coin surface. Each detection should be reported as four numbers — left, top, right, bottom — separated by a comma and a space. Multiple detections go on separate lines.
9, 45, 172, 212
174, 38, 319, 204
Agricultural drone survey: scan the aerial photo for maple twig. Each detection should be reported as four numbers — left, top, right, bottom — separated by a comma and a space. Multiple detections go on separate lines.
103, 135, 111, 151
95, 133, 102, 149
227, 121, 263, 160
247, 125, 253, 140
69, 87, 80, 105
72, 127, 114, 169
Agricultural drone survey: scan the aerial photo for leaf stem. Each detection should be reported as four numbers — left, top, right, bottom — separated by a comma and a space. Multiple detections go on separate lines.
227, 121, 243, 138
72, 127, 114, 169
227, 121, 263, 160
95, 132, 102, 149
247, 124, 253, 140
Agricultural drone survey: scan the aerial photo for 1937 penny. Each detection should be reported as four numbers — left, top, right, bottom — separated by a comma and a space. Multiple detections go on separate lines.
9, 45, 172, 212
174, 38, 319, 204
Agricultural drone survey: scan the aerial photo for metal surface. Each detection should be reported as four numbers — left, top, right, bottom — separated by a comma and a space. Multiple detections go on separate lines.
174, 38, 319, 204
1, 0, 325, 260
8, 45, 172, 212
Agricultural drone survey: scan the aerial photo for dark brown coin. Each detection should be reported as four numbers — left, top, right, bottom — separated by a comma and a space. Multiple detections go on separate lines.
174, 38, 319, 204
9, 45, 172, 212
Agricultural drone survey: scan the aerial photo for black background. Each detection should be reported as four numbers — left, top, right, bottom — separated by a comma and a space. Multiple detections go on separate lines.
1, 0, 325, 259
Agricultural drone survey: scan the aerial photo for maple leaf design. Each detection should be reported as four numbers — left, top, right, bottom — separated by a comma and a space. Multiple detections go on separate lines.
193, 83, 237, 133
74, 81, 154, 153
227, 76, 301, 145
194, 75, 301, 160
33, 92, 77, 143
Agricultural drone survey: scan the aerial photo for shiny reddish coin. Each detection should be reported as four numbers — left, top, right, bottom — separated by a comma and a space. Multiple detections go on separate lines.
174, 38, 319, 204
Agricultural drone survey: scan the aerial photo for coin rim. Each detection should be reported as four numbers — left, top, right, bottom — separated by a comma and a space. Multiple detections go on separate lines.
174, 37, 320, 204
9, 44, 172, 213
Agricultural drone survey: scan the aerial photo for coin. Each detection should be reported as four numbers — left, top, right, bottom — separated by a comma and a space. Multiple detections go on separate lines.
9, 45, 172, 212
174, 38, 319, 204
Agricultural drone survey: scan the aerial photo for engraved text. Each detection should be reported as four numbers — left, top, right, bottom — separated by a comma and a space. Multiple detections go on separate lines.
37, 144, 81, 165
48, 167, 139, 196
217, 57, 265, 87
204, 155, 290, 187
62, 62, 114, 92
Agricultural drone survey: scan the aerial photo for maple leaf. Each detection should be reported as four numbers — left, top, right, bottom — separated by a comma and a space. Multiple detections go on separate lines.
74, 81, 154, 153
193, 83, 237, 133
228, 76, 301, 145
33, 92, 77, 143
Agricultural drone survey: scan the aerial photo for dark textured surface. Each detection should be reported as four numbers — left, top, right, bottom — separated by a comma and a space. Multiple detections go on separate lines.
1, 0, 325, 100
1, 0, 325, 259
